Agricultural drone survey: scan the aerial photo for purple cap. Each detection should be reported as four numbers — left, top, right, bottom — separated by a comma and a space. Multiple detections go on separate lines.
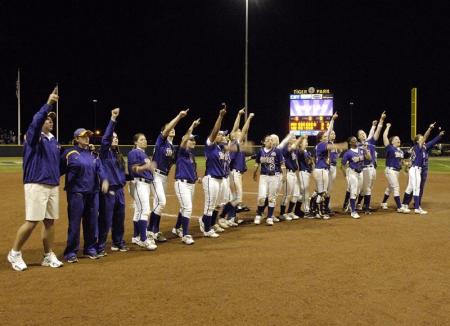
73, 128, 93, 138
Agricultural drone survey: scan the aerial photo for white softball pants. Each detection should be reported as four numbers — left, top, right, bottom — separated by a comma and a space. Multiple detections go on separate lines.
384, 168, 401, 197
174, 180, 196, 218
313, 168, 329, 194
346, 169, 363, 199
257, 174, 279, 207
405, 166, 422, 196
327, 165, 337, 193
151, 172, 167, 215
132, 180, 151, 222
229, 170, 243, 207
220, 176, 232, 206
281, 171, 300, 206
202, 176, 224, 216
298, 171, 311, 212
361, 166, 376, 196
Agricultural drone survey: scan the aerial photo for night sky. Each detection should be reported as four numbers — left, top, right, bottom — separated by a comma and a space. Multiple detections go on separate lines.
1, 0, 449, 144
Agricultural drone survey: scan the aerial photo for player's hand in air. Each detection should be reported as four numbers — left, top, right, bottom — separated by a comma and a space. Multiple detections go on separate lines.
332, 112, 338, 120
439, 130, 445, 136
381, 111, 387, 120
179, 109, 190, 118
372, 120, 378, 126
239, 108, 245, 115
193, 118, 201, 127
47, 87, 59, 105
249, 113, 255, 118
429, 122, 436, 129
386, 123, 391, 128
111, 108, 120, 121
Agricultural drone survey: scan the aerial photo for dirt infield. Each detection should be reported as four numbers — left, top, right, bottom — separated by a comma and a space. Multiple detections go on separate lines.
1, 170, 450, 325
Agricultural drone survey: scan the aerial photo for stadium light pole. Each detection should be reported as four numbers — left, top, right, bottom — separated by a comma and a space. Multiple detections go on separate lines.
349, 101, 354, 135
93, 99, 98, 132
244, 0, 249, 126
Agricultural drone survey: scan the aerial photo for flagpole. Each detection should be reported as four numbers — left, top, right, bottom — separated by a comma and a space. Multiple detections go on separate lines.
17, 68, 21, 145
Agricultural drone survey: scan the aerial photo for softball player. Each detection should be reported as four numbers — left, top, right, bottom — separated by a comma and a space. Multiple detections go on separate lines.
253, 135, 286, 226
127, 133, 158, 250
215, 142, 232, 232
172, 118, 201, 245
7, 88, 63, 271
420, 123, 445, 208
149, 110, 189, 242
199, 105, 227, 238
341, 137, 371, 219
297, 136, 313, 217
323, 112, 339, 215
401, 135, 428, 214
380, 123, 405, 212
279, 137, 302, 220
356, 112, 386, 213
62, 128, 109, 262
97, 108, 128, 256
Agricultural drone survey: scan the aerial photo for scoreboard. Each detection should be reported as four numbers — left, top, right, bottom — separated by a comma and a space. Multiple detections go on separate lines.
289, 87, 334, 136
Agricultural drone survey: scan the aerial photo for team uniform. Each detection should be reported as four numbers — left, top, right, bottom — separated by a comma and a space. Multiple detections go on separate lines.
172, 146, 198, 244
254, 147, 285, 225
149, 134, 175, 240
311, 141, 330, 217
402, 144, 425, 212
217, 147, 234, 229
325, 144, 338, 213
342, 148, 365, 217
381, 144, 404, 210
200, 139, 227, 237
7, 103, 63, 271
228, 140, 247, 222
97, 119, 127, 254
279, 145, 300, 220
127, 147, 157, 250
359, 139, 377, 212
62, 143, 108, 262
419, 135, 442, 206
297, 148, 313, 216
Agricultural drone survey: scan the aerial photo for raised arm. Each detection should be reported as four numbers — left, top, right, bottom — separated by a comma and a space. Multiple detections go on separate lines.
426, 130, 445, 150
240, 112, 255, 140
383, 123, 391, 147
277, 132, 294, 149
326, 142, 348, 151
161, 109, 189, 138
367, 120, 377, 140
372, 111, 387, 141
231, 108, 245, 134
423, 122, 436, 143
326, 111, 338, 137
180, 118, 201, 148
208, 104, 227, 143
25, 88, 58, 146
100, 108, 119, 154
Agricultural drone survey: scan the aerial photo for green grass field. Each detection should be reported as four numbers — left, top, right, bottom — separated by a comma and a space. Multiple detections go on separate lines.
2, 156, 450, 173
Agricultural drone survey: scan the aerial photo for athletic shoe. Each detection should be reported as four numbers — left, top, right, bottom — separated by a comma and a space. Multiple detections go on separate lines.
322, 214, 331, 220
415, 208, 428, 215
84, 253, 99, 260
7, 250, 27, 271
203, 230, 220, 238
172, 227, 183, 238
226, 219, 239, 227
304, 212, 315, 219
182, 235, 195, 245
154, 232, 167, 242
218, 218, 230, 229
236, 218, 245, 224
402, 205, 411, 213
198, 218, 205, 233
131, 236, 140, 244
343, 202, 350, 213
254, 215, 262, 225
96, 250, 108, 258
364, 210, 372, 215
351, 212, 360, 219
111, 245, 130, 252
138, 239, 157, 250
213, 224, 225, 233
356, 204, 363, 211
397, 207, 409, 214
381, 203, 388, 210
66, 256, 79, 264
273, 216, 280, 222
288, 212, 300, 220
41, 252, 63, 268
279, 214, 292, 221
266, 218, 274, 226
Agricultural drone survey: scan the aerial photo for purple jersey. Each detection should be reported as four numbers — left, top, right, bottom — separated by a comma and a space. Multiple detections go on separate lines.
342, 148, 365, 172
282, 146, 299, 171
385, 145, 404, 170
329, 142, 338, 166
152, 134, 175, 175
175, 147, 197, 182
315, 142, 330, 169
361, 138, 377, 167
63, 146, 107, 193
229, 141, 247, 173
256, 147, 284, 175
298, 149, 313, 173
204, 139, 226, 178
127, 148, 154, 181
409, 144, 425, 168
99, 120, 126, 187
23, 104, 61, 186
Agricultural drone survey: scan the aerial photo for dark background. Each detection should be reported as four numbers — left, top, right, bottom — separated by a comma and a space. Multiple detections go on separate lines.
0, 0, 449, 144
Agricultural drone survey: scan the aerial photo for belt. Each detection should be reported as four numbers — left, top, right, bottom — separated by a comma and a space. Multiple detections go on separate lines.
387, 167, 401, 172
330, 163, 337, 166
363, 164, 374, 169
176, 179, 195, 184
134, 177, 152, 184
232, 169, 245, 173
155, 169, 168, 176
207, 175, 224, 180
261, 172, 278, 176
351, 168, 362, 174
411, 166, 422, 170
287, 169, 297, 173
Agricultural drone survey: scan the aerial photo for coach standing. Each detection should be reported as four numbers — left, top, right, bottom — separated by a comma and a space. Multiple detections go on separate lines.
7, 88, 63, 271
